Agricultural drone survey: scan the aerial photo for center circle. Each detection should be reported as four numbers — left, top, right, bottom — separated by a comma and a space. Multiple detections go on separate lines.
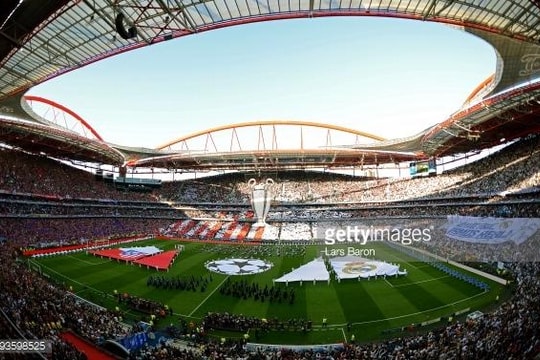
205, 258, 273, 275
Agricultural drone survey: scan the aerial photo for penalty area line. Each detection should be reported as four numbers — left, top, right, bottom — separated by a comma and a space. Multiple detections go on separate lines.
391, 275, 451, 288
188, 275, 230, 317
341, 327, 347, 343
322, 290, 489, 328
383, 278, 394, 288
381, 249, 419, 270
31, 260, 112, 298
351, 290, 488, 326
66, 255, 110, 266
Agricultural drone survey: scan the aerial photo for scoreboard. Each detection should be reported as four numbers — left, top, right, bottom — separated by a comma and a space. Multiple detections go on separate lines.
409, 158, 437, 176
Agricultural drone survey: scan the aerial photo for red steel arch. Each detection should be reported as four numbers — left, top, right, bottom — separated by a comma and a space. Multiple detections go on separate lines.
463, 74, 496, 104
23, 95, 104, 142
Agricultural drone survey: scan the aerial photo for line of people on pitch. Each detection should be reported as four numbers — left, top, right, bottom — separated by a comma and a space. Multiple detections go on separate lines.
146, 274, 212, 292
219, 278, 296, 304
116, 291, 172, 318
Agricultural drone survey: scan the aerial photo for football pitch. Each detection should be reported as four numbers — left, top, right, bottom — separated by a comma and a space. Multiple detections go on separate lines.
31, 238, 504, 344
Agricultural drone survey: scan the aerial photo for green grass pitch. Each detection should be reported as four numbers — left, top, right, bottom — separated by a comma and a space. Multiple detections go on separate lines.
31, 238, 504, 344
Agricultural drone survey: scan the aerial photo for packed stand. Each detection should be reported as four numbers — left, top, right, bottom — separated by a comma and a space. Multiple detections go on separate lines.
0, 148, 156, 201
155, 135, 539, 204
1, 218, 170, 247
0, 243, 128, 359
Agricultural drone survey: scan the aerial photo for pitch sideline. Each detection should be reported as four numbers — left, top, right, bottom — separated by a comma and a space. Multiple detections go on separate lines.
188, 275, 230, 317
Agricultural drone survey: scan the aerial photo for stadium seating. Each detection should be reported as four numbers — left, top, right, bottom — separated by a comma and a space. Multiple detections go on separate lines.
0, 135, 539, 359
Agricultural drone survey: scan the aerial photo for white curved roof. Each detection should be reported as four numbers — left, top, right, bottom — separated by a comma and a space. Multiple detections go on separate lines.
1, 0, 540, 101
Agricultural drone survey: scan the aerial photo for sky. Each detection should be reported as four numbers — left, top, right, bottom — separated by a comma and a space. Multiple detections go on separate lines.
28, 17, 496, 149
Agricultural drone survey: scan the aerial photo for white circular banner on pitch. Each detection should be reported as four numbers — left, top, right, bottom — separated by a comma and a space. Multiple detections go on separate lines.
205, 258, 273, 275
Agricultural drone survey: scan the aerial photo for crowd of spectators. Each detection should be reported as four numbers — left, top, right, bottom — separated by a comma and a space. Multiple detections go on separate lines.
0, 136, 538, 210
0, 137, 538, 358
0, 218, 169, 247
439, 134, 539, 197
310, 216, 540, 263
0, 193, 182, 218
2, 196, 536, 249
0, 243, 130, 359
278, 222, 312, 241
0, 136, 537, 250
404, 220, 540, 263
0, 309, 85, 360
159, 175, 248, 204
167, 197, 538, 223
160, 208, 538, 251
0, 148, 155, 201
153, 135, 539, 204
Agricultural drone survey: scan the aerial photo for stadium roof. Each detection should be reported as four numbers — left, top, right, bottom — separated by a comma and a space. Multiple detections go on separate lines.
0, 0, 540, 169
128, 120, 421, 170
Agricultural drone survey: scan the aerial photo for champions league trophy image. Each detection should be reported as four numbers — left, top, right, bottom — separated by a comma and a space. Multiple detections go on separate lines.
248, 178, 274, 227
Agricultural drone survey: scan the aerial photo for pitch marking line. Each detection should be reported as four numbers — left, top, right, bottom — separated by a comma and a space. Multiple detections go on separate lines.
350, 290, 487, 327
31, 260, 112, 298
75, 288, 89, 296
341, 327, 347, 343
380, 249, 419, 270
188, 275, 230, 317
391, 275, 451, 288
66, 255, 110, 266
319, 290, 488, 328
383, 278, 394, 288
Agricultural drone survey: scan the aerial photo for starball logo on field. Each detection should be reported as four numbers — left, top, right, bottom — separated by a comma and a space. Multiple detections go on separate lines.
323, 224, 432, 246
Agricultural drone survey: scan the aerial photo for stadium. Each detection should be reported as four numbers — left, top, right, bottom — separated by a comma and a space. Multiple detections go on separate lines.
0, 1, 539, 359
